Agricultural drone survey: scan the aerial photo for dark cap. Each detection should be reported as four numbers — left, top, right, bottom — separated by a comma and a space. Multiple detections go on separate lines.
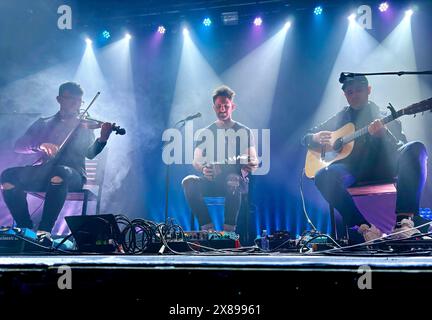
341, 75, 369, 91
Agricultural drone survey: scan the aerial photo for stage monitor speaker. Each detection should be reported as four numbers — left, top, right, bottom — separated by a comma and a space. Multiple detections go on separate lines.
65, 214, 120, 253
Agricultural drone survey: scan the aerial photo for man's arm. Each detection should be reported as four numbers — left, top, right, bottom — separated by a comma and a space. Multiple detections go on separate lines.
386, 119, 407, 146
242, 146, 259, 173
86, 139, 107, 159
14, 118, 45, 154
192, 147, 205, 173
301, 109, 346, 149
86, 122, 112, 159
369, 117, 407, 149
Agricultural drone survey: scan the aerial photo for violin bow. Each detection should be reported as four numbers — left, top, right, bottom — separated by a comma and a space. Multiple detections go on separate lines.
56, 92, 100, 152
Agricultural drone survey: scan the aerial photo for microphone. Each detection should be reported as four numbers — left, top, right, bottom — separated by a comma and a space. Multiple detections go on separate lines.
339, 72, 355, 84
175, 112, 202, 127
176, 112, 201, 125
183, 112, 201, 122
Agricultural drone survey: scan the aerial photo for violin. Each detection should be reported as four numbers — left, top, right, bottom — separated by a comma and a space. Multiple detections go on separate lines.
79, 116, 126, 135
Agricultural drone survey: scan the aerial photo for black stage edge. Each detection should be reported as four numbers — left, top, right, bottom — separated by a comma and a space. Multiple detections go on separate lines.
2, 254, 432, 313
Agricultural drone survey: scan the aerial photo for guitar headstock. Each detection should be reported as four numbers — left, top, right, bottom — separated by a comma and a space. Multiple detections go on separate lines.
402, 97, 432, 115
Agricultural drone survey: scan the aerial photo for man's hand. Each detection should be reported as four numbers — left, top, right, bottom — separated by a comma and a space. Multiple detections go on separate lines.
312, 131, 332, 145
368, 119, 386, 136
203, 164, 221, 181
39, 143, 59, 157
99, 122, 113, 143
242, 157, 259, 174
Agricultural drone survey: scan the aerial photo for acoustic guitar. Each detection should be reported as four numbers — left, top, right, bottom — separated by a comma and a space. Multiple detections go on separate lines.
304, 97, 432, 179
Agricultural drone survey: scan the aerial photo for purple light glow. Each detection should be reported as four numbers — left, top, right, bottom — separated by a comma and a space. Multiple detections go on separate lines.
379, 2, 389, 12
253, 17, 263, 26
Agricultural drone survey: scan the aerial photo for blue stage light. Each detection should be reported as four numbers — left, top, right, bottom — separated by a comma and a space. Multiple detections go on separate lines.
102, 30, 110, 39
203, 17, 212, 27
314, 6, 323, 16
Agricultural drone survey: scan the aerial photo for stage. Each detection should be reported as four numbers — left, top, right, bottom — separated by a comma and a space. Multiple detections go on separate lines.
2, 251, 432, 311
1, 0, 432, 314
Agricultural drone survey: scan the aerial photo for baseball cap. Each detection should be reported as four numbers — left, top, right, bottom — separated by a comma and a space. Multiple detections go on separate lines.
341, 75, 369, 91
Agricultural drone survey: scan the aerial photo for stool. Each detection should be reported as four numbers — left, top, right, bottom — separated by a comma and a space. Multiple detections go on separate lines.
330, 181, 397, 239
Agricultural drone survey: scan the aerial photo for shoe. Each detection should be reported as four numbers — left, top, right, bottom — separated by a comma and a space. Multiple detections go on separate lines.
358, 224, 383, 242
391, 218, 421, 239
36, 230, 53, 247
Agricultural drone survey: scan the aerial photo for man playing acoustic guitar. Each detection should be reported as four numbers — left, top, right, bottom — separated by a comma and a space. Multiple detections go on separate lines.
303, 75, 428, 242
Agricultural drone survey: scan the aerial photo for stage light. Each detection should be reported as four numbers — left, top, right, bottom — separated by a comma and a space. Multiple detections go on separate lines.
85, 38, 92, 45
253, 17, 263, 26
183, 27, 189, 36
157, 25, 166, 34
405, 9, 414, 17
348, 13, 356, 22
125, 33, 132, 40
284, 21, 292, 30
203, 17, 212, 27
378, 2, 389, 12
314, 6, 323, 15
102, 30, 111, 39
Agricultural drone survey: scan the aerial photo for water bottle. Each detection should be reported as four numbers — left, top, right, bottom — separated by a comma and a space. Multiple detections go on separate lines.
261, 230, 269, 251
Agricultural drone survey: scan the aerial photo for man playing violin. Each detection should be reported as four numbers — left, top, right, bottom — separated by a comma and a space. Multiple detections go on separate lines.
0, 82, 113, 243
182, 85, 258, 238
302, 75, 428, 242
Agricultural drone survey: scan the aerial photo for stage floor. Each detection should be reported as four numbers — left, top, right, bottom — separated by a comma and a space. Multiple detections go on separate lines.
2, 253, 432, 270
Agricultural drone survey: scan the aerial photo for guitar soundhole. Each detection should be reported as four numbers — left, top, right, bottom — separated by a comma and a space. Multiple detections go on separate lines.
333, 138, 343, 152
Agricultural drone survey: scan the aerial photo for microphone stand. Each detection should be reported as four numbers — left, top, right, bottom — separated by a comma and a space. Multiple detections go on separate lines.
162, 118, 191, 225
339, 70, 432, 83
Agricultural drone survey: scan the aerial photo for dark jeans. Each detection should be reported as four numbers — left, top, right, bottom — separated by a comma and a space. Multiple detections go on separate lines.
314, 141, 428, 227
182, 173, 247, 228
1, 164, 84, 232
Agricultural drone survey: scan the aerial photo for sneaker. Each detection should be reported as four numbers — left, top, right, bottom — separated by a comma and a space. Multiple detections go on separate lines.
36, 230, 53, 247
358, 224, 383, 242
391, 218, 421, 239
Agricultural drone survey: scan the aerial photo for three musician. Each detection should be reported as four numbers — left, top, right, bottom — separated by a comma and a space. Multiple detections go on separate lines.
303, 76, 428, 242
0, 78, 429, 244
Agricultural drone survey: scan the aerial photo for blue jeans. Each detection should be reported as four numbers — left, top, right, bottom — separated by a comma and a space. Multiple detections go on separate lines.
314, 141, 428, 227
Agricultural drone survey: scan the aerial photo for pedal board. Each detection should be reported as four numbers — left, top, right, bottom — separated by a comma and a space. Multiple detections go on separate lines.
144, 231, 240, 254
0, 227, 37, 254
0, 227, 74, 254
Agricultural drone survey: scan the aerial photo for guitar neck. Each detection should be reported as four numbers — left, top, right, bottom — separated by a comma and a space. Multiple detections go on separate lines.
342, 111, 402, 145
